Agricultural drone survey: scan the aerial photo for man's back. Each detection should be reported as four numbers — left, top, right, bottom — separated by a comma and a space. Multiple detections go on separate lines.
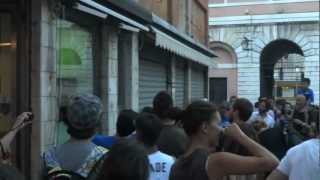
55, 141, 96, 171
148, 151, 175, 180
43, 141, 107, 178
277, 138, 320, 180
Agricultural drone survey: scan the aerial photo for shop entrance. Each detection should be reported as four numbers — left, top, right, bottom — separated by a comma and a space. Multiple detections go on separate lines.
0, 0, 31, 178
0, 11, 17, 139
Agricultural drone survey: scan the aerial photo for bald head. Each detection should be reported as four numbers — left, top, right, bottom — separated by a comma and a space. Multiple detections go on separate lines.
296, 95, 307, 110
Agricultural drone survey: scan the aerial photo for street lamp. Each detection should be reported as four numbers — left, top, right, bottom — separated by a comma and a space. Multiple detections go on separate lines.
241, 37, 252, 51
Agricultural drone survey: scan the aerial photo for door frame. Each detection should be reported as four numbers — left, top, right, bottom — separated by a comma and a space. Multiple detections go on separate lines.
209, 77, 228, 104
0, 0, 32, 178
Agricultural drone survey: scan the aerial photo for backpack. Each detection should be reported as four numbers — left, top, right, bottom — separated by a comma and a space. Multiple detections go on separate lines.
43, 145, 108, 180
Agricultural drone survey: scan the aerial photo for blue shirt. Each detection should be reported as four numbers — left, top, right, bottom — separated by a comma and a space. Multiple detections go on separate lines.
92, 135, 116, 149
220, 116, 231, 128
297, 88, 314, 104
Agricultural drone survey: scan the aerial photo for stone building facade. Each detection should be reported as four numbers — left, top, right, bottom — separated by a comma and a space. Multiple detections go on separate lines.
208, 0, 319, 104
0, 0, 215, 179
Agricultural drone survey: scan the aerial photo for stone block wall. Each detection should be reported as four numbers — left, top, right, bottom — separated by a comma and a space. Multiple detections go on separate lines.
209, 22, 320, 104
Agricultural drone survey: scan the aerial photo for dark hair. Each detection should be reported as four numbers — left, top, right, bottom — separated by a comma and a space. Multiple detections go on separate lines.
60, 106, 91, 139
116, 110, 138, 137
275, 98, 287, 107
0, 164, 25, 180
302, 78, 311, 85
166, 107, 183, 122
67, 126, 96, 140
140, 106, 154, 114
153, 91, 173, 119
181, 101, 218, 136
59, 106, 68, 124
258, 98, 272, 112
233, 98, 253, 122
157, 126, 188, 158
135, 113, 163, 147
219, 101, 231, 111
97, 140, 149, 180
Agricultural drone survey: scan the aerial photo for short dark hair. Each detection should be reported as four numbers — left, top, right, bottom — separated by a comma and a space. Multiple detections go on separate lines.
157, 126, 188, 158
302, 78, 311, 85
97, 139, 149, 180
233, 98, 253, 122
219, 101, 231, 111
135, 113, 163, 147
67, 126, 96, 140
140, 106, 154, 114
116, 109, 138, 137
181, 101, 218, 136
153, 91, 173, 119
166, 107, 183, 122
275, 98, 287, 107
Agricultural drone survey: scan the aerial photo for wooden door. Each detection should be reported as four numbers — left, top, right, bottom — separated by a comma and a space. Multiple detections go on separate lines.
209, 78, 227, 105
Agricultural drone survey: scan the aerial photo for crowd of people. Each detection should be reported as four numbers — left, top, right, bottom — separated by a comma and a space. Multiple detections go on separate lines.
0, 84, 319, 180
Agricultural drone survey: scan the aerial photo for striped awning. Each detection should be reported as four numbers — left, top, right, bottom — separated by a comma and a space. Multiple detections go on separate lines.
152, 27, 217, 67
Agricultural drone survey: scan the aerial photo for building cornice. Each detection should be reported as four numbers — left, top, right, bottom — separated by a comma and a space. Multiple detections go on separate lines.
209, 12, 320, 25
209, 0, 318, 8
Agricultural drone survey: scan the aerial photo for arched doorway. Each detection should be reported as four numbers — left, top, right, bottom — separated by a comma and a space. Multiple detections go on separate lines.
209, 42, 237, 104
260, 39, 304, 99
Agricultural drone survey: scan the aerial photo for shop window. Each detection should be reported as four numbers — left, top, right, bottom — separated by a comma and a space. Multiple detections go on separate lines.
56, 19, 95, 144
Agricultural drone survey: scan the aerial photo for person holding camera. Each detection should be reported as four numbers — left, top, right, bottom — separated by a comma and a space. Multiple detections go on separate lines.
0, 112, 33, 163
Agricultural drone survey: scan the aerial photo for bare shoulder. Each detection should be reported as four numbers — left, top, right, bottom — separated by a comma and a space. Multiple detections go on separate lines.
207, 152, 278, 177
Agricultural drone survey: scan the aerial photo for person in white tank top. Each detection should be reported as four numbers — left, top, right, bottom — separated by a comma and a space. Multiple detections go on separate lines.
135, 112, 175, 180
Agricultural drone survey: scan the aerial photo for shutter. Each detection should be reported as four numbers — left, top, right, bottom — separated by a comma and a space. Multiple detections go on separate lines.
191, 65, 205, 101
139, 59, 167, 109
175, 60, 185, 107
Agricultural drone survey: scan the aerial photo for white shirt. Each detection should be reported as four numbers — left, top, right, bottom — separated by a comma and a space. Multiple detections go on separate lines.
247, 111, 275, 128
277, 139, 320, 180
148, 151, 175, 180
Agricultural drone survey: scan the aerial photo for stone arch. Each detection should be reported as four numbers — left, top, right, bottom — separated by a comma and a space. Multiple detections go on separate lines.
260, 38, 305, 98
209, 41, 237, 63
209, 41, 238, 103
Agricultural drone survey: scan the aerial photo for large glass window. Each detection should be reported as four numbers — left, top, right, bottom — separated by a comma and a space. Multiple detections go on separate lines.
56, 19, 95, 144
0, 13, 16, 138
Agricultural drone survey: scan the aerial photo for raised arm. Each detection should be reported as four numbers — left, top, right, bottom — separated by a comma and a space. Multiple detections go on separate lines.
0, 112, 33, 160
207, 124, 279, 179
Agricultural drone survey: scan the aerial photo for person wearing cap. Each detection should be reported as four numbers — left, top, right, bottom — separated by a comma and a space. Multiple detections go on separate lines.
41, 94, 107, 178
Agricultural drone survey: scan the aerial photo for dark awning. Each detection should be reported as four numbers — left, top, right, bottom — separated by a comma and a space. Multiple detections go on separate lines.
74, 0, 150, 31
95, 0, 153, 23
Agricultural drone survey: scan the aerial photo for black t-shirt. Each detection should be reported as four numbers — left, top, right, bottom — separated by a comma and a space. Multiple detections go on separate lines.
258, 126, 287, 159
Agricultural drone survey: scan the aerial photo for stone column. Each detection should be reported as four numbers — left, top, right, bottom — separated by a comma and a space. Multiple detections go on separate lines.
101, 25, 119, 135
118, 31, 139, 112
31, 0, 58, 179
